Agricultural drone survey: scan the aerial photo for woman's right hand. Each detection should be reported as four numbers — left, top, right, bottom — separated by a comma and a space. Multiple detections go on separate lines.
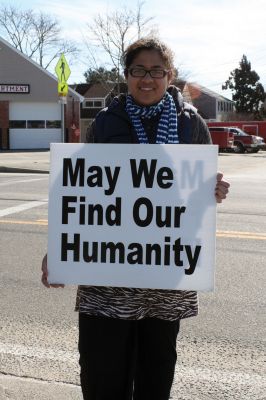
41, 254, 65, 288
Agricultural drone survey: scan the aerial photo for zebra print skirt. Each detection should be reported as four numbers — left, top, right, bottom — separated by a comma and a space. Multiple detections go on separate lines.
75, 286, 198, 321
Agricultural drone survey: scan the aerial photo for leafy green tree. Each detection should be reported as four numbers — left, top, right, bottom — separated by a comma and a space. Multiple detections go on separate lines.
222, 55, 265, 116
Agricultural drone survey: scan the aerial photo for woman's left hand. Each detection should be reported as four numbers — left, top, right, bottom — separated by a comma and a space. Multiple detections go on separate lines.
215, 172, 230, 203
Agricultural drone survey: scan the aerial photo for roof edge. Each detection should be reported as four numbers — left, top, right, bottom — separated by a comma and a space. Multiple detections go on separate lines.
0, 35, 84, 102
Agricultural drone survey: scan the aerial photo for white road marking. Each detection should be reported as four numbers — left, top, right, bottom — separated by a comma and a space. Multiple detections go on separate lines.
217, 230, 266, 240
0, 342, 77, 363
174, 365, 265, 387
0, 199, 48, 217
0, 177, 48, 187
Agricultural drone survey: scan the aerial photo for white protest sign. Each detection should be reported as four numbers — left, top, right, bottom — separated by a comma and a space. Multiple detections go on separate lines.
48, 143, 218, 291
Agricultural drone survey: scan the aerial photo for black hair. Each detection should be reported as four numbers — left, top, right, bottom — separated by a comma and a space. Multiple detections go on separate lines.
123, 37, 175, 73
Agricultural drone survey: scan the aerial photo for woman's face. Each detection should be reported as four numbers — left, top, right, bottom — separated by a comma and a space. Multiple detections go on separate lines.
126, 49, 172, 106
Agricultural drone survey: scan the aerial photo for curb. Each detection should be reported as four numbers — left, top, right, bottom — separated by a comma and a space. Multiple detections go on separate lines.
0, 167, 49, 174
0, 374, 82, 400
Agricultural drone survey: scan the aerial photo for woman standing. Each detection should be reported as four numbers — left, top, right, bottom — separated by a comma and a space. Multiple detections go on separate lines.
42, 37, 229, 400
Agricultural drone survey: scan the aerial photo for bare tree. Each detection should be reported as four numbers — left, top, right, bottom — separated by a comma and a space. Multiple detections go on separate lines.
135, 1, 154, 39
0, 4, 79, 69
84, 1, 156, 90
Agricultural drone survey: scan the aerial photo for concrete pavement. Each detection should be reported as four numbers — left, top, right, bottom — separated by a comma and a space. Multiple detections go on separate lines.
0, 150, 50, 174
1, 151, 265, 399
0, 151, 83, 398
0, 375, 82, 400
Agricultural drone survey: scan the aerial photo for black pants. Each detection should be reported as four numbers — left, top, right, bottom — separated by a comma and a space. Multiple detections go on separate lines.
79, 313, 180, 400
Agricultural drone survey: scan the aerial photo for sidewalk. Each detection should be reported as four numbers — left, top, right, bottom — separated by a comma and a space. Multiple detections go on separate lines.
0, 374, 82, 400
0, 150, 50, 174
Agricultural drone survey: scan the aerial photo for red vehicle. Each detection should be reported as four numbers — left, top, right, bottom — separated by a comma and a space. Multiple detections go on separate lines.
207, 121, 266, 142
208, 127, 235, 152
227, 127, 265, 153
208, 122, 265, 152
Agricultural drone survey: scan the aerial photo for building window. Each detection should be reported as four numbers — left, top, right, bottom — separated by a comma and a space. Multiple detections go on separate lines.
84, 100, 93, 108
94, 100, 103, 107
46, 120, 61, 128
27, 120, 45, 128
9, 120, 26, 128
83, 99, 104, 108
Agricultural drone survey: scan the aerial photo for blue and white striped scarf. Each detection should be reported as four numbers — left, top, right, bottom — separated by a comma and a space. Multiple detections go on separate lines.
125, 91, 179, 144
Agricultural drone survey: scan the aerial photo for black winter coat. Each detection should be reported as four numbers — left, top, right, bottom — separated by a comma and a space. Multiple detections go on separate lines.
87, 85, 211, 145
76, 86, 211, 321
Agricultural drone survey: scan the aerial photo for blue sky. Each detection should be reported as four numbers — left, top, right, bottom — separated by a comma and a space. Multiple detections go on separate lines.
1, 0, 266, 99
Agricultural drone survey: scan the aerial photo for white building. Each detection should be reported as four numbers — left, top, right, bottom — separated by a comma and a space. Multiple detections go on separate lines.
0, 36, 83, 150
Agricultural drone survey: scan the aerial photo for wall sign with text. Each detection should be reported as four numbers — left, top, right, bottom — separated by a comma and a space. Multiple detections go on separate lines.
48, 143, 218, 291
0, 84, 30, 94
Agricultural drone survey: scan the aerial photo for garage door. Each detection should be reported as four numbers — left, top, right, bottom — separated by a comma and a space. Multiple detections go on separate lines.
9, 102, 61, 149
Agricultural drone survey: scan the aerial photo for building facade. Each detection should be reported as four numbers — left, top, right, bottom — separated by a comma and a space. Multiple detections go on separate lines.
186, 83, 235, 121
0, 36, 83, 150
72, 82, 128, 142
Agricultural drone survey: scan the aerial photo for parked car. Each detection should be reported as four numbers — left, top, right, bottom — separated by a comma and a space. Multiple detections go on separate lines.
227, 127, 265, 153
207, 120, 266, 144
208, 126, 264, 153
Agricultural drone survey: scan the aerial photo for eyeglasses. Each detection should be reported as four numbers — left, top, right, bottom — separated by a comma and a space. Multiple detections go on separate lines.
127, 68, 169, 79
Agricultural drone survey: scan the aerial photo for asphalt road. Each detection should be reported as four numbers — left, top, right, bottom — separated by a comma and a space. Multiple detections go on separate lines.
0, 152, 265, 399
